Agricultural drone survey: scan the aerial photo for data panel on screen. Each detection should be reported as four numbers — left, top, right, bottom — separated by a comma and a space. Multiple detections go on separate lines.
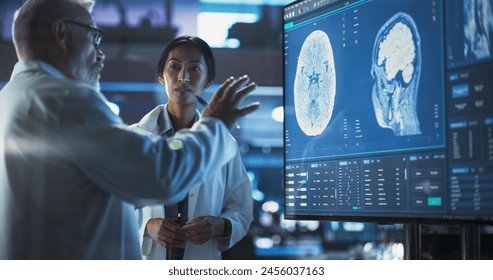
283, 0, 493, 223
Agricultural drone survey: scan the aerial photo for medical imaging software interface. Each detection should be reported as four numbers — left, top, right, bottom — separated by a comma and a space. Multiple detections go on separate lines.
283, 0, 493, 221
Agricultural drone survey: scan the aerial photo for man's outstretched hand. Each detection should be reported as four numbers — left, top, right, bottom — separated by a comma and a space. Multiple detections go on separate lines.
202, 75, 260, 129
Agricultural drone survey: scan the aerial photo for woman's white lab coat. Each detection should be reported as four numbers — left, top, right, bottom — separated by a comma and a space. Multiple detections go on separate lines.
133, 105, 253, 260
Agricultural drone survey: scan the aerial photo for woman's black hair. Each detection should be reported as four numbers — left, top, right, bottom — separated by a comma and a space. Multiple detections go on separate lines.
156, 35, 216, 84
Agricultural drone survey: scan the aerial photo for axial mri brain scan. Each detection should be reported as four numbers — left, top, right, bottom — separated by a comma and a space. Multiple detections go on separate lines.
294, 30, 336, 136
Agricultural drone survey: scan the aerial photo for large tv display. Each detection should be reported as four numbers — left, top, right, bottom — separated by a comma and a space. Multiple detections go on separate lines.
283, 0, 493, 223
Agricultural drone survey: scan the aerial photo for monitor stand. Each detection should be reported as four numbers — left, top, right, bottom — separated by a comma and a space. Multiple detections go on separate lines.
461, 224, 481, 260
403, 223, 421, 260
404, 223, 482, 259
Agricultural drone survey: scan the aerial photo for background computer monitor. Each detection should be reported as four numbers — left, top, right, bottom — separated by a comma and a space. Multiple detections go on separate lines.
283, 0, 493, 223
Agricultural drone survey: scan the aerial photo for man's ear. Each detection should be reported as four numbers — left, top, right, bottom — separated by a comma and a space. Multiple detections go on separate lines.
204, 80, 213, 89
158, 76, 165, 85
52, 20, 68, 51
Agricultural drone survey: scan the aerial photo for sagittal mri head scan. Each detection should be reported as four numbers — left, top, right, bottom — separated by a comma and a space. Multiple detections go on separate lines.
294, 30, 336, 136
371, 12, 422, 136
464, 0, 493, 60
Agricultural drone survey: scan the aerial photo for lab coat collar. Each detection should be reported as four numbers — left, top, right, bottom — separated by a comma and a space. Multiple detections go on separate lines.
12, 59, 67, 81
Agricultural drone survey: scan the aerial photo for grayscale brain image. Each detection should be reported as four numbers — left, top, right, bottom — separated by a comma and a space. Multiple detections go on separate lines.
294, 30, 336, 136
371, 12, 421, 136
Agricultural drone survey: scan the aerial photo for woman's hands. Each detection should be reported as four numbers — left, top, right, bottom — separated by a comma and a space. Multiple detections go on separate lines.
183, 216, 226, 245
146, 216, 228, 248
146, 218, 188, 248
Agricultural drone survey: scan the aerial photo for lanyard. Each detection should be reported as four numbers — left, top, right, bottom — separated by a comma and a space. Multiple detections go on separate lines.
176, 199, 186, 224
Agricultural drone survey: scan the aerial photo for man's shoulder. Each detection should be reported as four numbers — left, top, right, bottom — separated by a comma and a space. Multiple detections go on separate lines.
38, 79, 96, 96
16, 60, 101, 100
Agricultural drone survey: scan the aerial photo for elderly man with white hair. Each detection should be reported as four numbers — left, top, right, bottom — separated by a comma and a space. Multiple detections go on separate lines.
0, 0, 259, 259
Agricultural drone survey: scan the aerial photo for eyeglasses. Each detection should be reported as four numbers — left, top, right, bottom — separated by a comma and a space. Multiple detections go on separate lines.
63, 19, 104, 49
